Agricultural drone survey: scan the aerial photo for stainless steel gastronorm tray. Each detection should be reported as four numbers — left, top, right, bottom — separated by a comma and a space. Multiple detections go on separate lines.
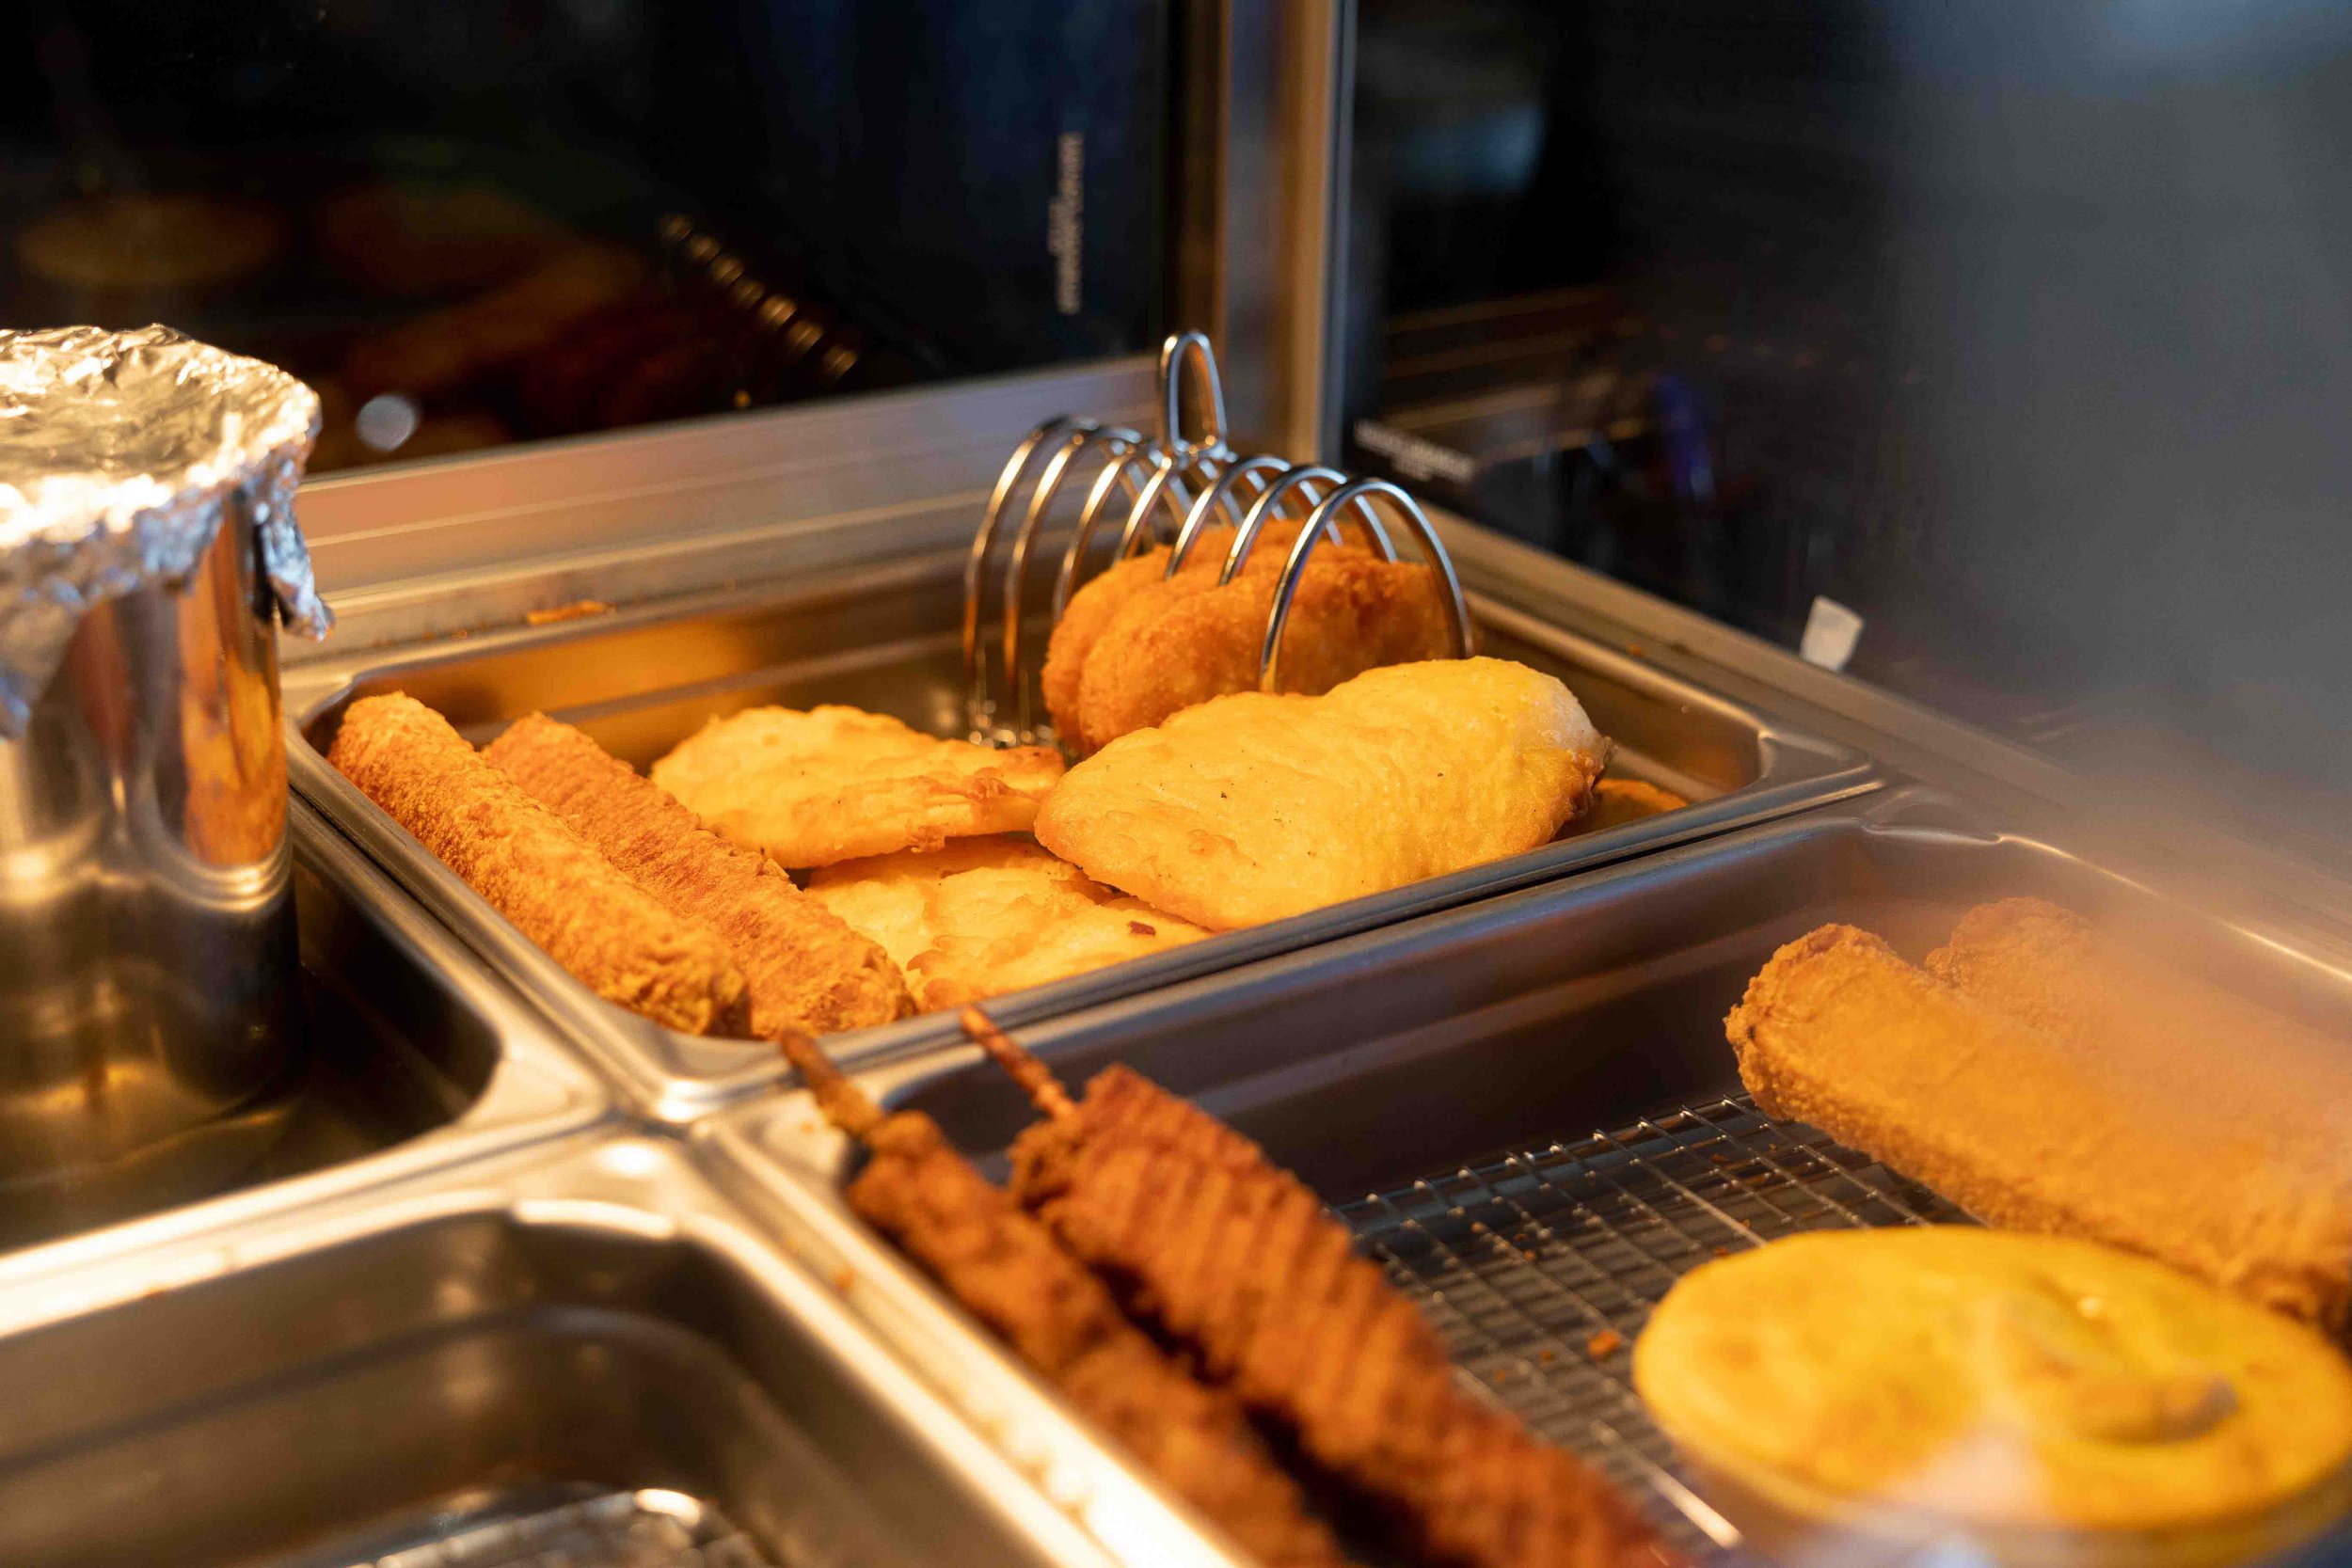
707, 789, 2352, 1564
286, 546, 1875, 1121
0, 1133, 1135, 1568
0, 797, 607, 1281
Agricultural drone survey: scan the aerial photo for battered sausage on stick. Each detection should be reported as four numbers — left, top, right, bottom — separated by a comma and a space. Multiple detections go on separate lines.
963, 1008, 1677, 1568
771, 1029, 1352, 1568
1728, 921, 2352, 1336
328, 693, 749, 1036
484, 712, 913, 1037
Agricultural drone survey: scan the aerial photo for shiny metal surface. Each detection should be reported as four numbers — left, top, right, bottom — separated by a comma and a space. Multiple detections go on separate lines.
712, 786, 2352, 1563
0, 795, 604, 1276
0, 512, 306, 1217
0, 1134, 1117, 1568
285, 545, 1872, 1120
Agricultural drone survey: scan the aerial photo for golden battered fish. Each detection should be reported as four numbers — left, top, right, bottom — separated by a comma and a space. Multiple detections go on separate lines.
649, 705, 1064, 868
1727, 923, 2352, 1337
1042, 529, 1453, 754
804, 836, 1210, 1011
1033, 657, 1608, 930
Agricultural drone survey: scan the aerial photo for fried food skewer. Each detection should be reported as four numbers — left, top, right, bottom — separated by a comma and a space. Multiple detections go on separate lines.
485, 712, 913, 1037
328, 693, 749, 1036
771, 1028, 1352, 1567
961, 1007, 1677, 1568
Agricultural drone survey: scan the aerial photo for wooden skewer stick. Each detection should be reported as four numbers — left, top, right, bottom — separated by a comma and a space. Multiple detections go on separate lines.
961, 1004, 1076, 1122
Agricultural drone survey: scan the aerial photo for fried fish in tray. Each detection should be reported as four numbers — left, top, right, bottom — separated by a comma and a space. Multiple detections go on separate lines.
804, 836, 1209, 1011
651, 705, 1064, 868
1036, 657, 1609, 931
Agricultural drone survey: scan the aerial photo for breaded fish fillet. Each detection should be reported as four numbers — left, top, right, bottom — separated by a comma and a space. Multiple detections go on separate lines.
1042, 527, 1451, 754
649, 705, 1064, 868
328, 693, 749, 1035
1927, 897, 2352, 1332
804, 836, 1209, 1010
1034, 657, 1608, 930
485, 712, 913, 1038
1727, 923, 2352, 1336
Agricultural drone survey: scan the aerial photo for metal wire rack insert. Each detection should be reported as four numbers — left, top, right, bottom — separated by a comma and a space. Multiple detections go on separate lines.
1333, 1093, 1969, 1558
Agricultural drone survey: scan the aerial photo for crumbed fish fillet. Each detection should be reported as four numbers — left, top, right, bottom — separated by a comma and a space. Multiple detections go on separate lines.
485, 712, 912, 1037
1010, 1065, 1677, 1568
1927, 897, 2352, 1334
328, 693, 749, 1035
1726, 923, 2352, 1337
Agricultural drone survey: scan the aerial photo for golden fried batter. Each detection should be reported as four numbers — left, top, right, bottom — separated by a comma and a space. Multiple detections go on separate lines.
1727, 923, 2352, 1336
485, 712, 912, 1038
805, 837, 1209, 1010
1560, 776, 1689, 839
1041, 524, 1451, 754
649, 705, 1064, 868
1928, 897, 2352, 1333
1035, 657, 1608, 930
328, 693, 749, 1035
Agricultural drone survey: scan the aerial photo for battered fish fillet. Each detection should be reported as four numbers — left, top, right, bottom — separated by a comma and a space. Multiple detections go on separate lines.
328, 693, 749, 1036
804, 837, 1209, 1010
1042, 528, 1453, 754
649, 705, 1064, 868
484, 712, 912, 1037
1034, 657, 1608, 931
1726, 924, 2352, 1337
1927, 897, 2352, 1333
1562, 777, 1689, 839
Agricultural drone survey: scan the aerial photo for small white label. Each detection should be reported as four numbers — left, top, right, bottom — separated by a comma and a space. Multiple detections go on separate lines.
1352, 420, 1477, 486
1800, 594, 1865, 671
1047, 133, 1084, 316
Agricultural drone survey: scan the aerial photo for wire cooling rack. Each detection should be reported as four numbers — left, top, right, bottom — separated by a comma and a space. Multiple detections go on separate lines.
1333, 1093, 1969, 1557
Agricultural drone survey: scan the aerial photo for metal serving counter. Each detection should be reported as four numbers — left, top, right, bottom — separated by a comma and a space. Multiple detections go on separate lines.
285, 543, 1871, 1120
705, 786, 2352, 1563
0, 1133, 1123, 1568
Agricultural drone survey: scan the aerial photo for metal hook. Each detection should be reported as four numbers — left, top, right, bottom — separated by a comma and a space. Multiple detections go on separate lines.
1158, 330, 1230, 459
1262, 478, 1475, 690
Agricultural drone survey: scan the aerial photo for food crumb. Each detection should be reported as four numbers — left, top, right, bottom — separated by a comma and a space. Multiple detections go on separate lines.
1586, 1329, 1624, 1359
1128, 920, 1156, 937
1712, 1245, 1732, 1258
525, 598, 615, 626
1491, 1368, 1511, 1385
832, 1266, 856, 1293
1537, 1349, 1556, 1364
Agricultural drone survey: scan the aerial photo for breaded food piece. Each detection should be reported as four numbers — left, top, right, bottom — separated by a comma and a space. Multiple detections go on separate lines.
805, 837, 1209, 1011
1034, 657, 1608, 930
1928, 897, 2352, 1333
328, 693, 748, 1035
485, 712, 912, 1038
1561, 776, 1689, 839
1038, 521, 1308, 740
1073, 552, 1452, 753
649, 705, 1064, 868
1634, 1228, 2352, 1539
1726, 925, 2352, 1336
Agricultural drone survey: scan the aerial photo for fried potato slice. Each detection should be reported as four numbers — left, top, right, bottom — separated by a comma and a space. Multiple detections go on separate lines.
1034, 657, 1608, 930
650, 705, 1064, 868
805, 836, 1210, 1011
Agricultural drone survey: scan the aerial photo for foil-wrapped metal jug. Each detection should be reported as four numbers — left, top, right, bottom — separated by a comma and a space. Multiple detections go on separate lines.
0, 325, 332, 1228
